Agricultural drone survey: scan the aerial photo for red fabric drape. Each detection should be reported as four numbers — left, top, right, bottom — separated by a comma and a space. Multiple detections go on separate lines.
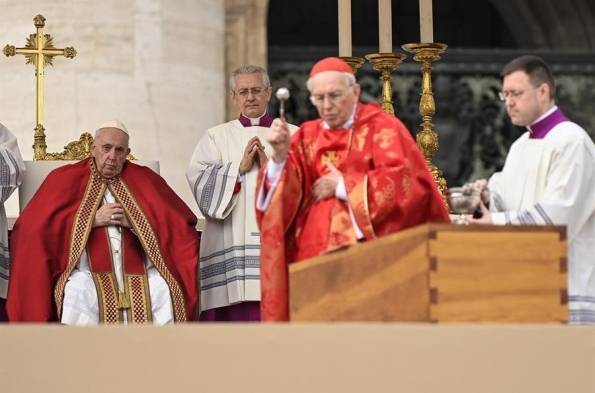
7, 159, 199, 322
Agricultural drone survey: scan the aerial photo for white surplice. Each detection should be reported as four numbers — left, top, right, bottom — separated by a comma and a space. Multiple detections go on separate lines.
0, 123, 25, 299
61, 189, 173, 325
489, 120, 595, 324
186, 119, 297, 312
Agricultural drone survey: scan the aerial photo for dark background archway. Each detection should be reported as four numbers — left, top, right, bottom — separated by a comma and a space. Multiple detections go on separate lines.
266, 0, 595, 186
268, 0, 518, 52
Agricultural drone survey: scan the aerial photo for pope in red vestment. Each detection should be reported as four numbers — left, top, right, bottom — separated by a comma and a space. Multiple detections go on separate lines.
255, 58, 449, 321
7, 121, 198, 323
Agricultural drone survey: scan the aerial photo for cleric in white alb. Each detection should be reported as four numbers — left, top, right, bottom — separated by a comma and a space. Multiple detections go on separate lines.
186, 65, 296, 321
470, 55, 595, 324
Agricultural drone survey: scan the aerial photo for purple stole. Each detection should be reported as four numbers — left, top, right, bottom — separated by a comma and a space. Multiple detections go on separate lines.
528, 107, 569, 139
238, 113, 273, 128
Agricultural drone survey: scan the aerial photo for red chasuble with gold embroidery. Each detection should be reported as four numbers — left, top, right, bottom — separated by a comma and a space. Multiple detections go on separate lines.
256, 103, 449, 321
7, 158, 199, 322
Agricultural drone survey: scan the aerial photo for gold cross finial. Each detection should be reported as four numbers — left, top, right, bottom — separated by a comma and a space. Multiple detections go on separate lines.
3, 14, 77, 160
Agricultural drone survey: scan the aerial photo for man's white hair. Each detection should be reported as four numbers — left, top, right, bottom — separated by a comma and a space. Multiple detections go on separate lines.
306, 71, 356, 92
229, 65, 271, 91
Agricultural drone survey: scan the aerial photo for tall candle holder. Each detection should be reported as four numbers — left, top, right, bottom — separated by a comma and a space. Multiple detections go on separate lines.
339, 56, 365, 74
364, 52, 407, 115
402, 42, 448, 198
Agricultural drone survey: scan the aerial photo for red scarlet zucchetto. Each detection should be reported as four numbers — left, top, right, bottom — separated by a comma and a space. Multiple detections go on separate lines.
309, 57, 354, 77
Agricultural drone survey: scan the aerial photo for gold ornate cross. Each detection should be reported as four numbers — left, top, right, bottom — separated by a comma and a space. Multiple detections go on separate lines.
3, 14, 77, 160
321, 151, 339, 167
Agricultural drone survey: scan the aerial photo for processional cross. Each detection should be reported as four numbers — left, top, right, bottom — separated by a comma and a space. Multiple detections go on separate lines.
3, 14, 77, 160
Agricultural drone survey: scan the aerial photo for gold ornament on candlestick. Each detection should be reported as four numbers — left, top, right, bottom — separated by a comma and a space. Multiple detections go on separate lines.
339, 56, 365, 74
3, 14, 82, 160
364, 53, 407, 115
402, 42, 448, 198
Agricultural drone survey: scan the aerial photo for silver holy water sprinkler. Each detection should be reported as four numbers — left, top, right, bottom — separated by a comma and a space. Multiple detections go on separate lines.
275, 87, 290, 120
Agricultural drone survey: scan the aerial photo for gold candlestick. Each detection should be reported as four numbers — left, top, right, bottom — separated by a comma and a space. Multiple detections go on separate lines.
402, 42, 448, 198
364, 52, 407, 115
339, 56, 365, 74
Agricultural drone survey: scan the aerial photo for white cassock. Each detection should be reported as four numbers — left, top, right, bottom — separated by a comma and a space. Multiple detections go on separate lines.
489, 110, 595, 324
186, 119, 297, 312
61, 189, 174, 325
0, 123, 25, 299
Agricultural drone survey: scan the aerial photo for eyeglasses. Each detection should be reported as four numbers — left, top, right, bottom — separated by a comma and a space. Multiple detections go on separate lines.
234, 86, 268, 97
498, 86, 540, 102
309, 90, 348, 106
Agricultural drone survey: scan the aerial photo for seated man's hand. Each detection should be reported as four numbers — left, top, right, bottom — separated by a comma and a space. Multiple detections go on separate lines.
312, 163, 342, 202
93, 203, 126, 228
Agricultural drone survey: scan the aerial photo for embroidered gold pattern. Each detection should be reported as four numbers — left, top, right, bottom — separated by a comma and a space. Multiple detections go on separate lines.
117, 291, 131, 309
109, 179, 187, 322
354, 124, 368, 152
54, 166, 106, 319
361, 174, 376, 239
126, 274, 152, 324
321, 151, 338, 167
92, 272, 122, 324
373, 128, 395, 150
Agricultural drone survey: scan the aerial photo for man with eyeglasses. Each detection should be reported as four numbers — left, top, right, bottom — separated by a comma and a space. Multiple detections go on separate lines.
255, 57, 450, 321
469, 55, 595, 324
186, 65, 297, 321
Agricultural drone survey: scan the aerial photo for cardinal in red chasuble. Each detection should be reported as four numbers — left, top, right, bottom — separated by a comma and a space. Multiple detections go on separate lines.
255, 57, 449, 321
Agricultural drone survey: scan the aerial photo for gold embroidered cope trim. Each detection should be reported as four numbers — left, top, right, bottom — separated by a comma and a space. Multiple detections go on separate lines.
126, 274, 152, 324
54, 168, 105, 318
54, 160, 187, 322
109, 179, 187, 322
92, 272, 122, 324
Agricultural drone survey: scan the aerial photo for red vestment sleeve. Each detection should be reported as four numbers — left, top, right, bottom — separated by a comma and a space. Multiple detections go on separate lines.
255, 155, 303, 321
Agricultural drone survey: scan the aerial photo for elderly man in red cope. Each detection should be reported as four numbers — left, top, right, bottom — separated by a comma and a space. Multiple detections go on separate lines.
8, 120, 199, 324
255, 57, 449, 321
